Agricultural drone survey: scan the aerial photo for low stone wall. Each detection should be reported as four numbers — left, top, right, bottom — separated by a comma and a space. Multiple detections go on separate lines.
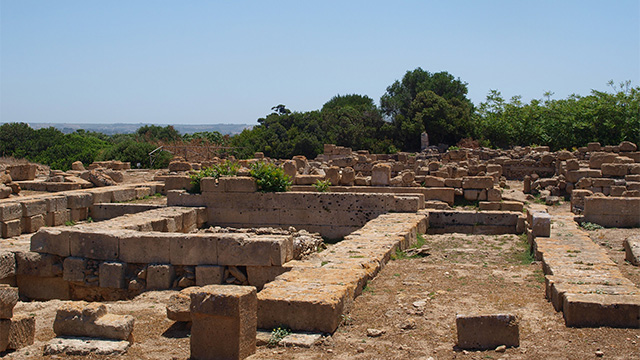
168, 190, 423, 239
90, 203, 166, 221
0, 183, 162, 238
583, 197, 640, 227
290, 185, 453, 206
425, 209, 525, 235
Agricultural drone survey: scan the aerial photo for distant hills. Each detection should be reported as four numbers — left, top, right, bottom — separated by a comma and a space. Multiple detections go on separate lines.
15, 122, 253, 135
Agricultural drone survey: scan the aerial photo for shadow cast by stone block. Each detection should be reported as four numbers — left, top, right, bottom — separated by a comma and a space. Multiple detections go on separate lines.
162, 321, 191, 339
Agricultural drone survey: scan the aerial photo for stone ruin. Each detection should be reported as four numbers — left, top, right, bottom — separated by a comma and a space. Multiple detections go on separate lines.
0, 140, 639, 358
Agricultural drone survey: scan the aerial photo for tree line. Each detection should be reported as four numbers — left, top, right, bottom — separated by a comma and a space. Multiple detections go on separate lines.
1, 68, 638, 170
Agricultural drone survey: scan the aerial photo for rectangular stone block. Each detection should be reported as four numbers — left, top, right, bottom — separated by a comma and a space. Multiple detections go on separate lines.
170, 234, 217, 266
30, 228, 70, 257
190, 285, 257, 360
584, 197, 640, 227
45, 210, 70, 227
112, 188, 136, 203
69, 231, 119, 260
532, 212, 551, 237
0, 252, 16, 280
563, 293, 640, 328
501, 201, 524, 212
21, 199, 46, 217
0, 285, 19, 319
246, 266, 291, 290
53, 302, 134, 340
462, 176, 494, 189
601, 163, 628, 177
182, 209, 197, 233
196, 265, 225, 286
119, 232, 171, 264
217, 234, 293, 267
66, 192, 93, 209
21, 214, 45, 233
15, 251, 63, 277
69, 207, 89, 222
1, 219, 21, 238
219, 176, 257, 192
90, 189, 114, 204
456, 314, 519, 349
63, 257, 87, 282
146, 264, 175, 290
0, 203, 22, 222
45, 196, 68, 212
135, 186, 151, 199
99, 262, 126, 289
6, 314, 35, 350
17, 275, 69, 300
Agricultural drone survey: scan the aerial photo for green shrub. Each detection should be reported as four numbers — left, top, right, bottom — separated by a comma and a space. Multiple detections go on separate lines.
313, 179, 331, 192
189, 160, 240, 193
580, 221, 604, 231
250, 162, 291, 192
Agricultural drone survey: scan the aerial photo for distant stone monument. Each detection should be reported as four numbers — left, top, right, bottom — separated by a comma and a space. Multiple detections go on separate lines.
421, 132, 429, 151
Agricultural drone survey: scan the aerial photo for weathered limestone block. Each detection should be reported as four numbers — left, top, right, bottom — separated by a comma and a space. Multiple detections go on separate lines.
111, 188, 137, 202
339, 167, 355, 186
219, 176, 257, 193
371, 163, 391, 186
566, 169, 601, 183
531, 212, 551, 237
294, 174, 324, 185
21, 199, 46, 217
7, 314, 35, 350
246, 266, 291, 290
0, 203, 22, 222
0, 252, 16, 280
1, 219, 21, 238
0, 285, 19, 319
166, 287, 201, 322
190, 285, 257, 360
562, 293, 640, 328
45, 210, 70, 227
217, 234, 293, 267
17, 275, 69, 300
584, 197, 640, 227
422, 175, 445, 187
462, 176, 493, 189
623, 237, 640, 266
601, 163, 628, 177
70, 230, 119, 260
63, 257, 87, 282
456, 314, 519, 350
620, 141, 638, 152
146, 264, 175, 290
66, 192, 93, 209
99, 262, 126, 289
487, 187, 501, 201
53, 302, 135, 341
169, 161, 192, 172
31, 228, 71, 257
71, 161, 85, 171
587, 142, 602, 152
324, 166, 340, 186
170, 234, 217, 266
15, 251, 63, 277
7, 164, 36, 181
22, 214, 45, 233
589, 152, 617, 169
0, 319, 8, 352
196, 265, 225, 286
119, 232, 171, 264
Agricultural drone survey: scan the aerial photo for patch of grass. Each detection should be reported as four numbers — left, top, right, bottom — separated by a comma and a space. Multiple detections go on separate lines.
64, 220, 76, 226
580, 221, 604, 231
505, 233, 534, 265
391, 233, 429, 260
267, 326, 291, 347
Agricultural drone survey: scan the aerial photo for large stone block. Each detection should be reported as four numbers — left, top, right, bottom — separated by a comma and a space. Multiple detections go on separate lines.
589, 152, 617, 169
166, 287, 201, 322
462, 176, 494, 189
601, 163, 628, 177
0, 203, 22, 222
624, 237, 640, 266
196, 265, 225, 286
111, 188, 136, 203
69, 231, 119, 260
531, 212, 551, 237
53, 301, 135, 341
456, 314, 519, 349
66, 192, 94, 209
7, 314, 35, 350
1, 219, 21, 238
7, 164, 36, 181
170, 234, 217, 266
371, 163, 391, 186
0, 252, 16, 280
45, 210, 71, 227
63, 257, 87, 282
562, 293, 640, 328
119, 232, 171, 264
217, 234, 292, 267
190, 285, 257, 360
17, 275, 69, 300
15, 251, 63, 277
21, 199, 46, 217
583, 197, 640, 227
99, 262, 126, 289
0, 285, 19, 319
45, 195, 68, 212
22, 214, 45, 233
30, 228, 70, 257
246, 265, 290, 290
219, 176, 257, 193
70, 207, 89, 222
146, 264, 175, 290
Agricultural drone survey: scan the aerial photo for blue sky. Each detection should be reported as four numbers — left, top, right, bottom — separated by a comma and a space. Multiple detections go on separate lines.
1, 1, 638, 125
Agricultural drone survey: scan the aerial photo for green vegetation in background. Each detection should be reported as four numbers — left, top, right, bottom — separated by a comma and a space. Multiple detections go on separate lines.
189, 160, 240, 193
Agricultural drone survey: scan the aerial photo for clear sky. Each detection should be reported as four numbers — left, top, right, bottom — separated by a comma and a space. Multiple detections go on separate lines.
1, 0, 638, 125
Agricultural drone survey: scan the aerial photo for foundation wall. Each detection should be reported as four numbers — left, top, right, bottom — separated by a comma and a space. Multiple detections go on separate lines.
583, 197, 640, 228
425, 209, 525, 235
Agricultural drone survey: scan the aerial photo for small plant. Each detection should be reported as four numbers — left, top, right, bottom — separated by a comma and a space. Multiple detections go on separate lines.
189, 160, 240, 193
86, 217, 93, 223
267, 326, 291, 347
64, 220, 76, 226
250, 162, 291, 192
580, 222, 604, 231
313, 179, 331, 192
448, 145, 460, 151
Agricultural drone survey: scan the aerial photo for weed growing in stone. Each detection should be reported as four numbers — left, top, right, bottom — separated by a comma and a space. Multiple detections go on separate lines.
580, 221, 604, 231
313, 179, 331, 192
250, 162, 291, 192
267, 326, 291, 347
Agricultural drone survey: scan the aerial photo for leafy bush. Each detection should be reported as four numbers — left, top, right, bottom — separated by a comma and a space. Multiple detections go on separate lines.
250, 162, 291, 192
313, 179, 331, 192
189, 160, 240, 193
